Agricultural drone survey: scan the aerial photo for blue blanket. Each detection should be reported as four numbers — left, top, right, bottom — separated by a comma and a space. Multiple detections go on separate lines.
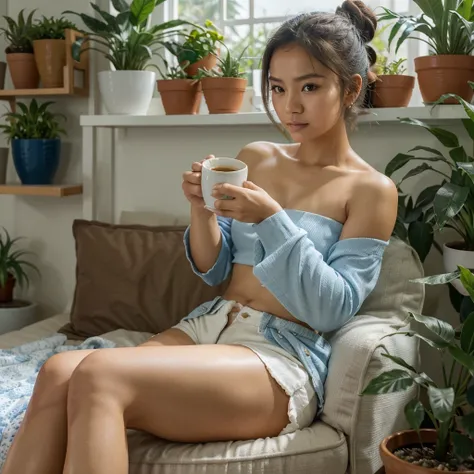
0, 334, 115, 468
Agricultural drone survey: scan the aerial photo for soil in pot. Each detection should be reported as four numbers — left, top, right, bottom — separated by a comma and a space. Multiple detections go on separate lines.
184, 54, 218, 77
33, 39, 66, 88
0, 275, 15, 304
381, 430, 474, 473
415, 55, 474, 104
373, 75, 415, 108
201, 77, 248, 114
6, 53, 40, 89
157, 79, 202, 115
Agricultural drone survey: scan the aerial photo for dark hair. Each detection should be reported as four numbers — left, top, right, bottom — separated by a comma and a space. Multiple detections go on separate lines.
261, 0, 378, 129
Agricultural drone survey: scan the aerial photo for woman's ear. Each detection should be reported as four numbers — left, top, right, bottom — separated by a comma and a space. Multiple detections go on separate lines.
345, 74, 363, 107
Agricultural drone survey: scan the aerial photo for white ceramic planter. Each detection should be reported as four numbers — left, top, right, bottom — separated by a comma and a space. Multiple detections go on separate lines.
443, 242, 474, 295
98, 70, 156, 115
0, 301, 38, 335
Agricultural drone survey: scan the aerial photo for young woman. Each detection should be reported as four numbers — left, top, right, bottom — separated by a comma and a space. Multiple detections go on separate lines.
3, 2, 397, 473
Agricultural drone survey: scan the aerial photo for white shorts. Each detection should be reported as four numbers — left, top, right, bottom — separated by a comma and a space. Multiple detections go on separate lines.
172, 299, 317, 435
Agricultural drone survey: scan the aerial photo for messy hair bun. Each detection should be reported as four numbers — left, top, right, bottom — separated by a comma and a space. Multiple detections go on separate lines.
336, 0, 377, 43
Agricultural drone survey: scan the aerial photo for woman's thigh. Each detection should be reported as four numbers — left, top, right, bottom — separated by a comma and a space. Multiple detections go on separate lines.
72, 344, 290, 442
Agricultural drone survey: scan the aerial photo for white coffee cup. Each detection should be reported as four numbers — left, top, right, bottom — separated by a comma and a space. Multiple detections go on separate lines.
201, 157, 248, 212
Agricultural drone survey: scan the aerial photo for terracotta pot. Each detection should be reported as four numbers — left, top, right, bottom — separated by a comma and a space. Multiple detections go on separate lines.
373, 75, 415, 108
157, 79, 202, 115
381, 429, 474, 473
415, 55, 474, 104
6, 53, 40, 89
33, 39, 66, 88
0, 275, 15, 304
201, 77, 248, 114
184, 53, 218, 77
0, 61, 6, 90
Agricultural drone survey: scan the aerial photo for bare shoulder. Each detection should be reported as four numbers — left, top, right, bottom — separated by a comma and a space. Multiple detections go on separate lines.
340, 169, 398, 241
235, 141, 281, 168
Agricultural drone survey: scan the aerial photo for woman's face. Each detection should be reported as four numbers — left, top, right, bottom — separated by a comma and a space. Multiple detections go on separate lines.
268, 44, 351, 141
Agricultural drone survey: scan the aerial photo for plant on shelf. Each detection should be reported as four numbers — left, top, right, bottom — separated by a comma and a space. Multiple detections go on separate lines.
156, 60, 202, 115
63, 0, 195, 115
196, 45, 249, 114
379, 0, 474, 104
0, 99, 66, 185
372, 56, 415, 108
0, 8, 40, 89
164, 19, 223, 77
31, 16, 78, 88
0, 227, 39, 305
386, 81, 474, 296
362, 265, 474, 473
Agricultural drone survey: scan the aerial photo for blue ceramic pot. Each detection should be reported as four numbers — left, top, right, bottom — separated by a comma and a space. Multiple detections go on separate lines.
11, 139, 61, 185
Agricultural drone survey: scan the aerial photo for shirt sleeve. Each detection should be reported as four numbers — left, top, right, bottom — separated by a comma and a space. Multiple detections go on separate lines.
252, 210, 388, 333
183, 216, 234, 286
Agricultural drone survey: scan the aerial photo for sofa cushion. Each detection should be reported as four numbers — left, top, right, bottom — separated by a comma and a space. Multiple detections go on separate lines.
127, 421, 347, 474
59, 220, 230, 339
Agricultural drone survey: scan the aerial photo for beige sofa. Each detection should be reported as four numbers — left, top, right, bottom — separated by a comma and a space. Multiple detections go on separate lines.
0, 230, 424, 474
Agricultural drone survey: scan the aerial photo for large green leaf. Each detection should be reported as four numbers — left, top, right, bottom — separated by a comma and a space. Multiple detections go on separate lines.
460, 266, 474, 302
410, 269, 458, 285
111, 0, 130, 12
408, 312, 455, 344
399, 118, 459, 148
461, 312, 474, 354
386, 331, 451, 350
416, 184, 442, 208
380, 349, 417, 373
405, 399, 425, 431
361, 369, 414, 395
448, 345, 474, 373
450, 146, 469, 163
397, 163, 438, 186
458, 162, 474, 184
63, 11, 111, 35
436, 90, 474, 122
408, 221, 433, 262
452, 432, 473, 461
409, 146, 446, 158
385, 153, 414, 177
433, 183, 470, 228
130, 0, 155, 26
413, 0, 444, 21
463, 117, 474, 141
428, 386, 455, 422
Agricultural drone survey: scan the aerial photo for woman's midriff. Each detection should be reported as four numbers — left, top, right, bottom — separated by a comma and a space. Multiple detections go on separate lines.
222, 264, 314, 331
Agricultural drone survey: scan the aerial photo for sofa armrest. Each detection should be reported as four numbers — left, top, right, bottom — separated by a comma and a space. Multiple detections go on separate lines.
321, 314, 419, 474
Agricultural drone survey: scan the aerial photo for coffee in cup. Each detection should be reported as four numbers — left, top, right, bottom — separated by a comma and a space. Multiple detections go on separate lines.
201, 157, 248, 212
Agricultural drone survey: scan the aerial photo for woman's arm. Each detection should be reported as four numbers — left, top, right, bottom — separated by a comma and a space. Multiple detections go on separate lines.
253, 176, 398, 333
184, 207, 234, 286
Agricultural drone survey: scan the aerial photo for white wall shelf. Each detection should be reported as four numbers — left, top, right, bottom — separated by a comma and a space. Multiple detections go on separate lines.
80, 105, 468, 128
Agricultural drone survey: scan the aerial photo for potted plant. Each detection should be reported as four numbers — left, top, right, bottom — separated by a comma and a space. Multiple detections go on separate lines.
0, 99, 66, 185
379, 0, 474, 104
32, 15, 77, 88
156, 61, 202, 115
385, 81, 474, 294
373, 57, 415, 108
63, 0, 194, 115
0, 8, 39, 89
164, 20, 223, 77
0, 227, 39, 334
362, 266, 474, 473
197, 45, 248, 114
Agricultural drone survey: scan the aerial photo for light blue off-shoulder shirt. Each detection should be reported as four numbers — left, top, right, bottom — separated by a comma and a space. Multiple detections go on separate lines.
182, 209, 388, 412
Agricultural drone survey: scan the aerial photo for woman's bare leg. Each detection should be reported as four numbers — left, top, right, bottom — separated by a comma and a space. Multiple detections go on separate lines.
2, 328, 194, 474
63, 344, 289, 474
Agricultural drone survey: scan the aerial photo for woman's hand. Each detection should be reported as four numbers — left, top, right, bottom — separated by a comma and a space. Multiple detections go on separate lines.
212, 181, 283, 223
182, 157, 212, 211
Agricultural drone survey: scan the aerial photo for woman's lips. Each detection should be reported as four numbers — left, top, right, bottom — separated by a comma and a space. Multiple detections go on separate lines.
287, 122, 309, 132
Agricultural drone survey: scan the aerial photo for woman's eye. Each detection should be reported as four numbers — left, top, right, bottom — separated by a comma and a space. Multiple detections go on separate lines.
303, 83, 318, 92
270, 85, 284, 94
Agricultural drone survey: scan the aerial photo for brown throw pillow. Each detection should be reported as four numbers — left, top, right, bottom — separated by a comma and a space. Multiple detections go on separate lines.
59, 219, 230, 339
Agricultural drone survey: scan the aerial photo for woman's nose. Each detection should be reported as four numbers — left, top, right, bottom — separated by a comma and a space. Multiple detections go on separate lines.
285, 93, 303, 114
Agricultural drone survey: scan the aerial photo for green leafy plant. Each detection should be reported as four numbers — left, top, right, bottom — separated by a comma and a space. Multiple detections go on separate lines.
386, 81, 474, 262
376, 57, 407, 75
197, 45, 248, 78
362, 266, 474, 469
164, 19, 223, 67
379, 0, 474, 55
157, 60, 190, 80
0, 8, 37, 54
63, 0, 194, 71
32, 15, 77, 40
0, 99, 67, 142
0, 227, 39, 301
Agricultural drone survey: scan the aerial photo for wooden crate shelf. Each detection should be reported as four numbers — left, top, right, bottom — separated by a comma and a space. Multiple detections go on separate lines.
0, 184, 83, 197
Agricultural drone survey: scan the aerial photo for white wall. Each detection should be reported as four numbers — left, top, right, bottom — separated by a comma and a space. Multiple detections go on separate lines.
0, 0, 465, 387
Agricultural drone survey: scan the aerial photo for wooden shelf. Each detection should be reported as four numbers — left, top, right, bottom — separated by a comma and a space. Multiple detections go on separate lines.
0, 87, 87, 98
0, 184, 83, 197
